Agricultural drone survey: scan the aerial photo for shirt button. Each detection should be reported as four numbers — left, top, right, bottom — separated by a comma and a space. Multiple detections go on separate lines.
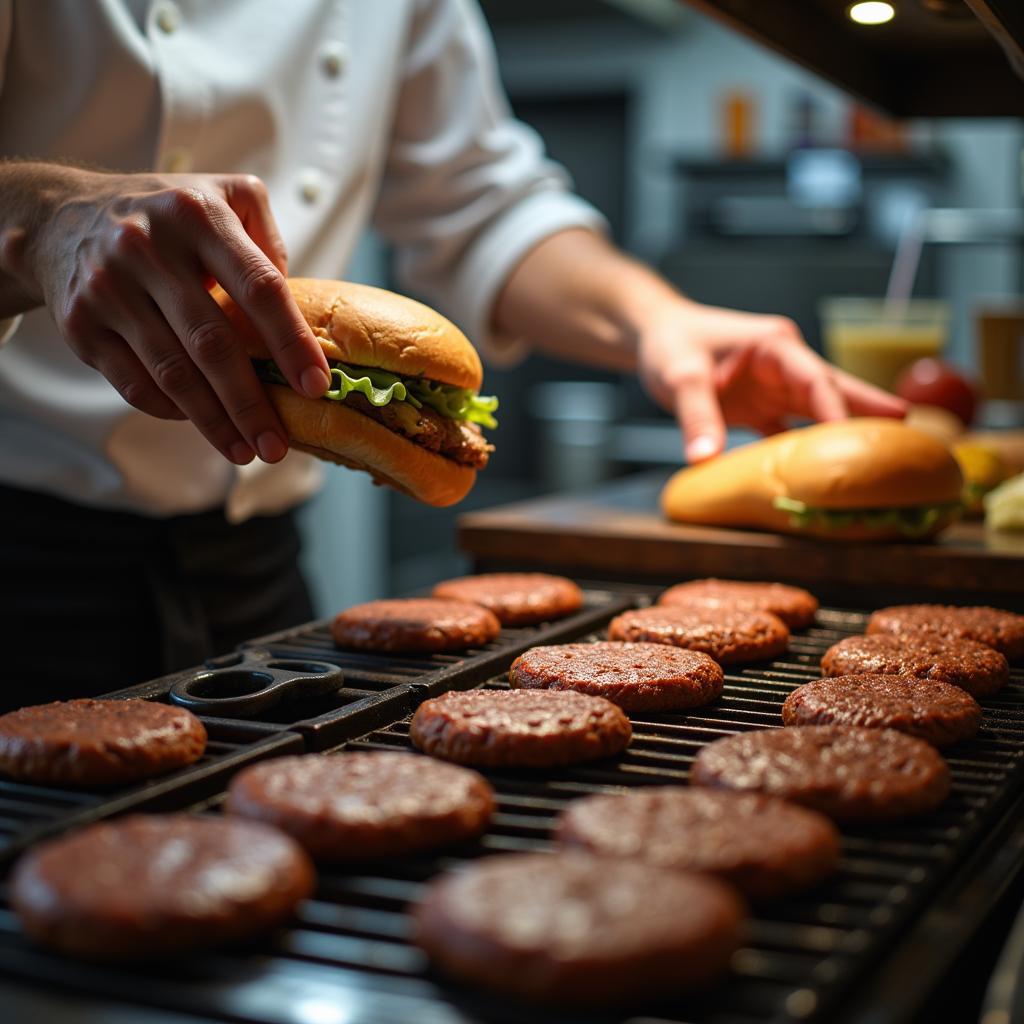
160, 149, 192, 174
298, 169, 323, 204
155, 2, 181, 34
320, 42, 348, 78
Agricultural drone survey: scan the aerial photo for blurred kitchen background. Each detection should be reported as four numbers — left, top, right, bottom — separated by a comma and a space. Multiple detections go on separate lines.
301, 0, 1024, 615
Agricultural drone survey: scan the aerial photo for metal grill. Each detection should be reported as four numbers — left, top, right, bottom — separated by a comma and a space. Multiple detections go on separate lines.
0, 591, 630, 870
0, 721, 303, 867
237, 588, 635, 749
1, 603, 1023, 1024
109, 590, 631, 752
245, 587, 631, 690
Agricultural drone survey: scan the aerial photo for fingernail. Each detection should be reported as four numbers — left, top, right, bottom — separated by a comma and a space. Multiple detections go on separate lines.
257, 431, 288, 463
301, 366, 329, 398
229, 441, 255, 465
688, 436, 718, 462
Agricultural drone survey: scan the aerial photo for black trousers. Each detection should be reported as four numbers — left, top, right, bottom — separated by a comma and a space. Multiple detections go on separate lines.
0, 484, 314, 711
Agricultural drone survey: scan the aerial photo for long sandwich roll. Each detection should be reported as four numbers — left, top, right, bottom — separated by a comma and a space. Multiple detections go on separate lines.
217, 279, 497, 507
661, 418, 964, 541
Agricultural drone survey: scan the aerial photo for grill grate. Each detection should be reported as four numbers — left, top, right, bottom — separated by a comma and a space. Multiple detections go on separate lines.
107, 589, 634, 751
1, 603, 1023, 1024
0, 721, 303, 867
238, 589, 636, 749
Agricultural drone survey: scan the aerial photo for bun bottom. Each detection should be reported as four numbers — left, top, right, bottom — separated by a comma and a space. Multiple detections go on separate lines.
667, 507, 958, 543
779, 508, 960, 542
266, 386, 476, 507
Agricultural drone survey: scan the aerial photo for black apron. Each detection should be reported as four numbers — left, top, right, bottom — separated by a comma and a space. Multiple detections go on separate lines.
0, 484, 314, 711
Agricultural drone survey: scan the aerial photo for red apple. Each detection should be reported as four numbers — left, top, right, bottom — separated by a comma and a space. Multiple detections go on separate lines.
895, 359, 978, 427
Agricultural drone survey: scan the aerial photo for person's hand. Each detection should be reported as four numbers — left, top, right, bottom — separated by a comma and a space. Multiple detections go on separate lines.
638, 299, 907, 463
6, 165, 329, 465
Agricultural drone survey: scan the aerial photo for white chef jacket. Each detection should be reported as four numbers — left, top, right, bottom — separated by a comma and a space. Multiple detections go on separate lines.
0, 0, 603, 520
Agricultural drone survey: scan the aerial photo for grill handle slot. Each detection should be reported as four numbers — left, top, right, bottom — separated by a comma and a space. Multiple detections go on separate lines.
169, 649, 344, 718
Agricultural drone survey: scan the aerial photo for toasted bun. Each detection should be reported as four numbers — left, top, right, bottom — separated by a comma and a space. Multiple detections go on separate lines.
267, 386, 476, 507
213, 278, 486, 506
661, 418, 963, 540
217, 278, 482, 390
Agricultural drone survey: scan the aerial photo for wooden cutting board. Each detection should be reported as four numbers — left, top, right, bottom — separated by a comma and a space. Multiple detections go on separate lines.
458, 472, 1024, 610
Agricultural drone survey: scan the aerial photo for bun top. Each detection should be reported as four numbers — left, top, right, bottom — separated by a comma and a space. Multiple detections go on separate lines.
772, 418, 963, 508
220, 278, 483, 391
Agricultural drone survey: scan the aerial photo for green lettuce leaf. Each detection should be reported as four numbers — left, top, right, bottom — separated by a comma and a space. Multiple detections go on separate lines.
771, 496, 961, 537
253, 359, 498, 428
407, 378, 499, 429
325, 365, 410, 407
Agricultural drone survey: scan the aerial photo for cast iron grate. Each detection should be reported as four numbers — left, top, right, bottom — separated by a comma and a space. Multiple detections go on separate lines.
243, 587, 632, 690
0, 720, 303, 867
107, 589, 633, 750
236, 588, 636, 748
0, 605, 1022, 1024
0, 590, 633, 871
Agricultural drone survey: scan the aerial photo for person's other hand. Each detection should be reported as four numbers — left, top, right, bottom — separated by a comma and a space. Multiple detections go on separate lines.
11, 167, 329, 464
638, 299, 907, 463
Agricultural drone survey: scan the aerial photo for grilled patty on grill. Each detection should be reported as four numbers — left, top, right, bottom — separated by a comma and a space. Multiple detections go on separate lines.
414, 851, 745, 1003
658, 579, 819, 629
867, 604, 1024, 661
557, 787, 840, 902
330, 598, 500, 653
410, 688, 632, 767
782, 674, 982, 747
509, 641, 724, 712
431, 573, 583, 627
11, 815, 314, 960
0, 699, 207, 787
225, 751, 494, 860
692, 725, 951, 822
344, 392, 493, 469
607, 606, 790, 665
821, 634, 1009, 698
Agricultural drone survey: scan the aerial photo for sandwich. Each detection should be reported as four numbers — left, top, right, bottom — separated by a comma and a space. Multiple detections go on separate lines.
217, 279, 497, 507
661, 418, 964, 541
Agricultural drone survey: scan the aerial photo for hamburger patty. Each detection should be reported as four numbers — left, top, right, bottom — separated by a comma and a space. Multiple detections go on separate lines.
0, 699, 207, 787
410, 688, 632, 767
820, 634, 1009, 698
11, 815, 314, 961
691, 725, 950, 822
345, 393, 492, 469
658, 579, 818, 629
607, 606, 789, 665
867, 604, 1024, 661
509, 641, 724, 712
556, 787, 840, 902
331, 598, 501, 654
225, 751, 495, 860
414, 851, 744, 1003
782, 674, 982, 747
431, 573, 584, 626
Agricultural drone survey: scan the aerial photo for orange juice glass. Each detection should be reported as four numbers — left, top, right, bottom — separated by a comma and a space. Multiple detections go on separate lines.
820, 298, 950, 392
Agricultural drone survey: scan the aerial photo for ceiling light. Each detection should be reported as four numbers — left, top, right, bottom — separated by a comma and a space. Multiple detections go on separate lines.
848, 2, 896, 24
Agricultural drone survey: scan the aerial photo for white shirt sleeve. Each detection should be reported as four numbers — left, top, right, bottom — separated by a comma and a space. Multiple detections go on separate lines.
372, 0, 608, 366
